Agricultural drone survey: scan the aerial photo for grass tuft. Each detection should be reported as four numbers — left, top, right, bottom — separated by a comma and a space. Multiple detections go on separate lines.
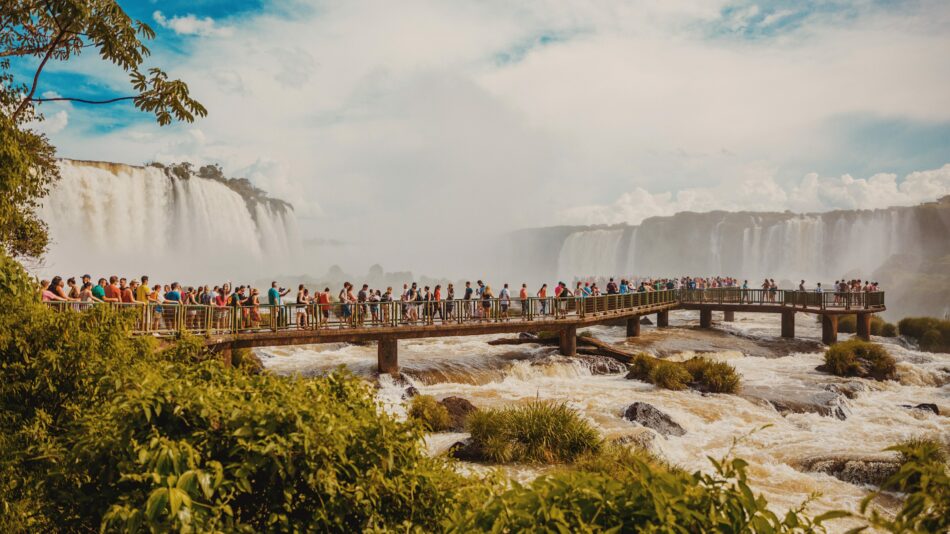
627, 353, 740, 393
408, 395, 452, 432
822, 339, 897, 381
466, 401, 601, 464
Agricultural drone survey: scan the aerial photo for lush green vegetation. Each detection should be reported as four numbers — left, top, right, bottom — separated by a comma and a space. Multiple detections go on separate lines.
821, 339, 897, 381
898, 316, 950, 352
465, 401, 602, 464
862, 438, 949, 533
626, 353, 741, 393
408, 394, 453, 432
836, 315, 897, 337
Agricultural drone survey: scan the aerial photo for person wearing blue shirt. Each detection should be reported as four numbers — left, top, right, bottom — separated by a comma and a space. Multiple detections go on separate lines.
268, 281, 290, 326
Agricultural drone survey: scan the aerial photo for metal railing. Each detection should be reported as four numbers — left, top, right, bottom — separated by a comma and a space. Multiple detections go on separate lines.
41, 290, 680, 336
678, 288, 885, 310
41, 288, 883, 337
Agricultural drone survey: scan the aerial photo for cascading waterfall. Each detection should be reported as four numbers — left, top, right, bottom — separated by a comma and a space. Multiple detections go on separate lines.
37, 159, 301, 281
549, 204, 939, 284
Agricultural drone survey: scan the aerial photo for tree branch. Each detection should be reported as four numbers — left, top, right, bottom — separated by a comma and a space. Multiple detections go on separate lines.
31, 95, 137, 104
12, 27, 68, 120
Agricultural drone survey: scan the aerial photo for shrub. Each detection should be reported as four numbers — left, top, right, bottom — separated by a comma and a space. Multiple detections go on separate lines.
861, 438, 949, 533
408, 394, 453, 432
898, 317, 950, 352
898, 317, 942, 339
627, 353, 740, 393
920, 329, 945, 352
822, 339, 897, 381
625, 352, 656, 381
649, 360, 691, 390
445, 451, 840, 533
880, 322, 898, 338
683, 357, 741, 393
466, 401, 601, 464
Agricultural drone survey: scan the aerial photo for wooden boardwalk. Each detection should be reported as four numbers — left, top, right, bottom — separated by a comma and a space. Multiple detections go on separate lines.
47, 288, 885, 373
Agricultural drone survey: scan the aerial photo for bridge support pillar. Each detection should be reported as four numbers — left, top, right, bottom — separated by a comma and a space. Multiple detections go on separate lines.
559, 326, 577, 356
656, 310, 669, 328
821, 315, 838, 345
378, 339, 399, 375
626, 316, 641, 338
781, 311, 795, 338
856, 313, 871, 341
699, 309, 712, 328
723, 310, 735, 322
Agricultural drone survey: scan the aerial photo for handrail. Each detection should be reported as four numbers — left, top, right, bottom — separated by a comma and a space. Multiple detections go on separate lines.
41, 288, 883, 337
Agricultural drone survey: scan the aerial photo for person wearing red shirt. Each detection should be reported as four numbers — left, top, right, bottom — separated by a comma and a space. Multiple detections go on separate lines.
103, 275, 121, 302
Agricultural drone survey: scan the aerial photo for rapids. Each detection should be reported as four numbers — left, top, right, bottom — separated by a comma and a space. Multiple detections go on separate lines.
259, 310, 949, 531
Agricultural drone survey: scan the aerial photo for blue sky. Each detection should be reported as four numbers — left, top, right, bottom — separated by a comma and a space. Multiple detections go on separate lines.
21, 0, 950, 248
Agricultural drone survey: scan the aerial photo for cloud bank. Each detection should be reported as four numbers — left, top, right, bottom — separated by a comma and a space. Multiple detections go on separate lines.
560, 164, 950, 226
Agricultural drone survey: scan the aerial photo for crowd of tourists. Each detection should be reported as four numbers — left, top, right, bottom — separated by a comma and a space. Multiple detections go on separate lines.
37, 273, 881, 329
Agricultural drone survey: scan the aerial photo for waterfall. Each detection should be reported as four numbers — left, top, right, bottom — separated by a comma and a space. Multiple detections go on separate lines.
548, 202, 944, 286
37, 159, 301, 282
556, 228, 626, 280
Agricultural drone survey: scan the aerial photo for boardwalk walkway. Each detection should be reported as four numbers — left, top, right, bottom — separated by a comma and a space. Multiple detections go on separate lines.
47, 288, 885, 373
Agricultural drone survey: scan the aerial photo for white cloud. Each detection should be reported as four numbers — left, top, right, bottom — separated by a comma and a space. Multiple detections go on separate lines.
153, 11, 233, 37
560, 164, 950, 225
761, 9, 795, 27
44, 0, 950, 274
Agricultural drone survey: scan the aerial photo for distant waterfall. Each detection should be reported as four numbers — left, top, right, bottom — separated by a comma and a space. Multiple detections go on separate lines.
37, 159, 301, 282
550, 207, 929, 283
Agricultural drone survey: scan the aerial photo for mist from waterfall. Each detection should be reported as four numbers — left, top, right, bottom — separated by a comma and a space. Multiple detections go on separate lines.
36, 160, 301, 283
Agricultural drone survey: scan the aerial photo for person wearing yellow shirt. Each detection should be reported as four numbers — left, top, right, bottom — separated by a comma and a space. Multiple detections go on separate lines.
135, 275, 151, 302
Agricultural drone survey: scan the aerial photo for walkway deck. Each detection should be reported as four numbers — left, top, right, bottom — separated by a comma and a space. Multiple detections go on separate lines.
46, 288, 885, 373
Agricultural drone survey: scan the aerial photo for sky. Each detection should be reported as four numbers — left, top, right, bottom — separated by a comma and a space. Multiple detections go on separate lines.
20, 0, 950, 271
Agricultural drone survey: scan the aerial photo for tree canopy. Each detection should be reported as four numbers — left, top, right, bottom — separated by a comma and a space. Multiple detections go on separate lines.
0, 0, 205, 259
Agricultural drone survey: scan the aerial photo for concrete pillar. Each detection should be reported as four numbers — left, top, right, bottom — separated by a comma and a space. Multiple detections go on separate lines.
781, 311, 795, 338
856, 313, 871, 340
723, 310, 735, 322
626, 316, 641, 338
699, 309, 712, 328
378, 339, 399, 375
218, 345, 233, 367
821, 315, 838, 345
656, 310, 669, 328
559, 326, 577, 356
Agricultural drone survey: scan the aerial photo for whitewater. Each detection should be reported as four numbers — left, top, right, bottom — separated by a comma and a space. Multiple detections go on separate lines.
258, 310, 949, 532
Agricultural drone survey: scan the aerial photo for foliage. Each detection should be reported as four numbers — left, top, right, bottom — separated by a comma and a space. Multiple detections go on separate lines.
445, 449, 840, 533
821, 340, 897, 381
682, 357, 742, 393
627, 353, 741, 393
0, 255, 465, 532
898, 316, 950, 352
836, 315, 895, 337
408, 394, 453, 432
0, 1, 203, 259
466, 401, 602, 464
860, 438, 949, 533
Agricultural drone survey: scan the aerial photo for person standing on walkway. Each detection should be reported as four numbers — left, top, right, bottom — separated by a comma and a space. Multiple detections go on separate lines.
499, 283, 511, 320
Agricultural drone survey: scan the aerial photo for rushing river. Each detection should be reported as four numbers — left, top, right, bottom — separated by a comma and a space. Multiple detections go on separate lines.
258, 310, 949, 530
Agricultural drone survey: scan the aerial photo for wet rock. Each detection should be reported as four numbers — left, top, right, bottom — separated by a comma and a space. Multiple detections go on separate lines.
795, 453, 901, 487
402, 386, 419, 399
611, 429, 659, 454
448, 439, 481, 461
640, 316, 654, 325
824, 381, 869, 400
742, 385, 850, 420
519, 332, 538, 340
901, 403, 939, 415
440, 396, 478, 431
622, 402, 686, 437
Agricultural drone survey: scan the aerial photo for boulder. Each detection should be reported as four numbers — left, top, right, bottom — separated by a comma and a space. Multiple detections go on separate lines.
901, 403, 939, 415
448, 439, 481, 461
824, 381, 869, 400
440, 396, 478, 431
622, 402, 686, 437
611, 429, 659, 454
795, 453, 902, 486
742, 384, 850, 420
640, 316, 654, 325
519, 332, 539, 340
402, 386, 419, 399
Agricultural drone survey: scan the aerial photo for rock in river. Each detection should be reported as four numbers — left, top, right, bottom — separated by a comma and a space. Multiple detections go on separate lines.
742, 384, 851, 420
795, 453, 902, 486
622, 402, 686, 437
440, 396, 478, 431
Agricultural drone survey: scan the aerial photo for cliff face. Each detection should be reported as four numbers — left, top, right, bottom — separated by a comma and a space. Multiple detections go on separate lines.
505, 196, 950, 318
